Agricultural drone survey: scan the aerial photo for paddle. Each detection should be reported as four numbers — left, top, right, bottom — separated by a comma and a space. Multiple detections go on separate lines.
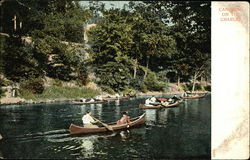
91, 116, 113, 131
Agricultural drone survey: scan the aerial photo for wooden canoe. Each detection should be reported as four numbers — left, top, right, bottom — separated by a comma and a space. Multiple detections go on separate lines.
69, 113, 146, 135
103, 96, 130, 101
182, 94, 206, 99
70, 100, 106, 105
139, 100, 182, 109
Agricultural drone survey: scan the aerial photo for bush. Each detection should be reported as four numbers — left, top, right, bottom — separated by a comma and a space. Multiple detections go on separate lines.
120, 86, 137, 96
129, 78, 145, 91
20, 78, 45, 94
195, 83, 203, 90
181, 84, 188, 91
100, 85, 115, 95
204, 85, 211, 91
52, 79, 63, 87
144, 72, 165, 91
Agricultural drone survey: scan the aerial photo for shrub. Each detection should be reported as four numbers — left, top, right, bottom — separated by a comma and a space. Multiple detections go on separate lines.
195, 83, 203, 90
180, 83, 189, 92
100, 85, 115, 95
20, 78, 45, 94
129, 77, 144, 91
144, 72, 165, 91
204, 85, 211, 91
120, 86, 136, 96
52, 79, 63, 87
0, 79, 6, 97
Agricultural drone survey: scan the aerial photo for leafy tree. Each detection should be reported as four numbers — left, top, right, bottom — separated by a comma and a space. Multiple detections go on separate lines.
144, 1, 211, 88
1, 36, 42, 82
96, 56, 132, 92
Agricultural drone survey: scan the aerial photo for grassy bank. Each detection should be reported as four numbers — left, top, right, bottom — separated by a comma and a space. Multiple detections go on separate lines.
19, 86, 100, 101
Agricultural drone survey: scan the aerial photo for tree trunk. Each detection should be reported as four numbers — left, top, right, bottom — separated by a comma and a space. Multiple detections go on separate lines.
177, 75, 180, 86
143, 56, 149, 80
191, 73, 197, 93
12, 15, 17, 32
133, 58, 137, 79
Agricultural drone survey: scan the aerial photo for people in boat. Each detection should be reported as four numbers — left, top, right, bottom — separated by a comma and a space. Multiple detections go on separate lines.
172, 95, 179, 102
150, 96, 157, 103
167, 98, 174, 104
182, 92, 187, 97
95, 95, 103, 101
115, 93, 120, 98
117, 111, 131, 127
88, 98, 95, 102
145, 98, 151, 105
80, 98, 86, 102
162, 102, 169, 106
82, 111, 98, 128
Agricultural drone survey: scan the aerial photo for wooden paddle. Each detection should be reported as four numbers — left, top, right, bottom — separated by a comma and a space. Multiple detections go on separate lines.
91, 116, 113, 131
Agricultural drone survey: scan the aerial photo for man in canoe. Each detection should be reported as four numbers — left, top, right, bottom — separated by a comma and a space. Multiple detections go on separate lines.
117, 111, 131, 127
172, 95, 180, 102
82, 111, 98, 128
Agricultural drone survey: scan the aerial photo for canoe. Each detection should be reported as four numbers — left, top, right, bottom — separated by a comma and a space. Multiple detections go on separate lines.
70, 100, 106, 105
69, 113, 146, 135
139, 100, 182, 109
182, 94, 206, 99
103, 96, 130, 101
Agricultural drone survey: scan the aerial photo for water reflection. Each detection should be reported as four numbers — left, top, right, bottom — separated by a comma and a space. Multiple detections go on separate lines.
119, 130, 130, 141
114, 100, 120, 106
95, 104, 103, 117
158, 109, 169, 124
145, 109, 157, 123
78, 136, 97, 158
0, 96, 211, 159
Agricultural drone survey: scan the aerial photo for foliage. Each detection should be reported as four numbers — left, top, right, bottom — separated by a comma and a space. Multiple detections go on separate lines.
1, 36, 43, 82
97, 57, 132, 92
19, 86, 100, 100
204, 85, 211, 91
0, 78, 6, 98
144, 71, 165, 91
20, 78, 45, 94
1, 1, 211, 96
100, 85, 115, 95
52, 79, 63, 87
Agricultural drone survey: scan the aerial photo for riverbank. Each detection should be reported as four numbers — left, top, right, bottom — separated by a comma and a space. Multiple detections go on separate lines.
0, 90, 209, 105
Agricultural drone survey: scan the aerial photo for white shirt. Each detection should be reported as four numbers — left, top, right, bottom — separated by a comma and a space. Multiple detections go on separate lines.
95, 96, 103, 101
145, 99, 151, 105
82, 114, 95, 125
150, 97, 156, 103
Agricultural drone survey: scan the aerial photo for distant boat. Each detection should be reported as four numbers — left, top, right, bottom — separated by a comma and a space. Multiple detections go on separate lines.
139, 100, 183, 109
69, 113, 146, 135
103, 96, 130, 101
182, 93, 207, 99
70, 100, 106, 105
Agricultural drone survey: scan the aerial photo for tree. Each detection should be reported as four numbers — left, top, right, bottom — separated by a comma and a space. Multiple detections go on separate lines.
145, 1, 211, 88
128, 2, 177, 79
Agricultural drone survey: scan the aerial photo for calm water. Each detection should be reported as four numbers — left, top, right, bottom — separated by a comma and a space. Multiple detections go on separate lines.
0, 95, 211, 159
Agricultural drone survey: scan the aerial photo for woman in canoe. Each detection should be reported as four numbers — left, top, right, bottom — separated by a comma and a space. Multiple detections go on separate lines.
117, 111, 131, 127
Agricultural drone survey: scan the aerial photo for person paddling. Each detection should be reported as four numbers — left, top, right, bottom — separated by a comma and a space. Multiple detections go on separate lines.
117, 111, 131, 127
82, 111, 98, 128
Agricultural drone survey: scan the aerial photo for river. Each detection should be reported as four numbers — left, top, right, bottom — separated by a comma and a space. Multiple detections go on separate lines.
0, 95, 211, 159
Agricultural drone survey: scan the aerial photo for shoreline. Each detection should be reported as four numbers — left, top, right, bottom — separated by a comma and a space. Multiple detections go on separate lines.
0, 90, 209, 106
